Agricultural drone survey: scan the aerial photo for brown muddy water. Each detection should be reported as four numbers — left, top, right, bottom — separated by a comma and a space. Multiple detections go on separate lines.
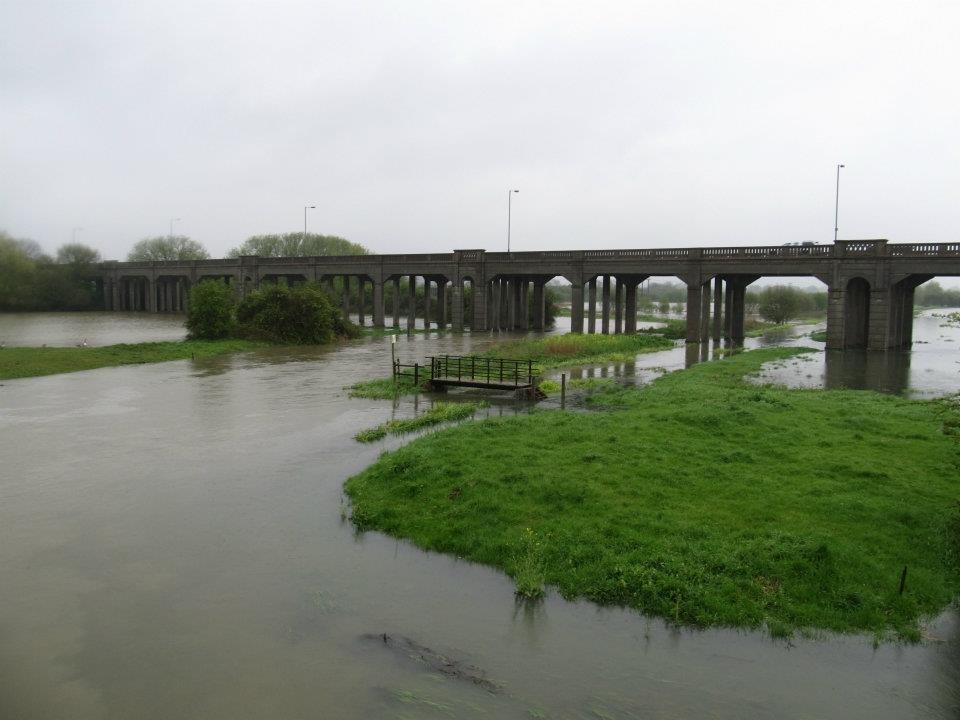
0, 313, 958, 719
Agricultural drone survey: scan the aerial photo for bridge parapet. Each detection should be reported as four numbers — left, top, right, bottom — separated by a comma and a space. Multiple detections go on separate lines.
889, 243, 960, 257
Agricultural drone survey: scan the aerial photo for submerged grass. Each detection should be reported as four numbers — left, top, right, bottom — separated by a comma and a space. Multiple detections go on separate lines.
0, 339, 260, 380
355, 401, 486, 442
346, 347, 960, 640
483, 332, 674, 371
349, 374, 421, 399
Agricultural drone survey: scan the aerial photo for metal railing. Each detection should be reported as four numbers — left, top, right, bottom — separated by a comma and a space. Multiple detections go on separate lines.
427, 355, 535, 387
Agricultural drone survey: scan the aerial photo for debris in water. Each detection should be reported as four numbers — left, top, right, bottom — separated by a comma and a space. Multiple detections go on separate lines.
361, 632, 501, 693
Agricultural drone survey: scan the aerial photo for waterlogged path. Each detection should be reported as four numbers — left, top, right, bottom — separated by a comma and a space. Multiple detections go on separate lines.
0, 314, 957, 718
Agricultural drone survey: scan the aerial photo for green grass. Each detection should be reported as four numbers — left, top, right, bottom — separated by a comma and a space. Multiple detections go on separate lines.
0, 340, 261, 380
355, 401, 486, 442
346, 347, 960, 640
349, 375, 422, 399
809, 330, 828, 342
483, 333, 674, 371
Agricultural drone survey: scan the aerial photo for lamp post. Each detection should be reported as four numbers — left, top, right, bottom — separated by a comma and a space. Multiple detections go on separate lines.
304, 205, 316, 246
72, 227, 83, 244
507, 189, 519, 252
169, 217, 180, 240
834, 164, 844, 243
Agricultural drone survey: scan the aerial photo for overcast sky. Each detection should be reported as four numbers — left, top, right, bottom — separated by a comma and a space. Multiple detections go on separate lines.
2, 0, 958, 261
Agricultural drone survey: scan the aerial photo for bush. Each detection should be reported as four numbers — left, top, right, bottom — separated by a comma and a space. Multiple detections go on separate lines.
186, 280, 235, 339
236, 282, 356, 344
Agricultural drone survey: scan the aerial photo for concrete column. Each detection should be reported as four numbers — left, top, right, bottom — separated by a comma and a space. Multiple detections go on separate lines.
127, 280, 135, 312
520, 280, 529, 330
373, 280, 384, 328
699, 282, 710, 342
614, 279, 623, 334
723, 284, 733, 340
712, 277, 723, 340
685, 281, 703, 342
452, 281, 464, 331
111, 279, 120, 312
499, 279, 508, 328
601, 275, 611, 334
437, 280, 447, 328
625, 281, 637, 333
423, 278, 432, 329
587, 278, 597, 334
357, 279, 365, 326
570, 282, 585, 333
182, 279, 190, 313
392, 277, 401, 328
533, 280, 545, 330
489, 281, 498, 330
407, 275, 416, 331
867, 286, 892, 351
730, 282, 746, 343
147, 278, 157, 313
163, 281, 171, 313
342, 276, 350, 320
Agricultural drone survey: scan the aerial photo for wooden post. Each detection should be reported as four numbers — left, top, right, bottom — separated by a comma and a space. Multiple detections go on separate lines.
561, 373, 566, 408
414, 363, 419, 385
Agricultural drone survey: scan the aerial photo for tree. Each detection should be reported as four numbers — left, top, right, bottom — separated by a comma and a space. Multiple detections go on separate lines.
128, 235, 210, 261
228, 232, 369, 258
56, 243, 100, 266
236, 282, 355, 344
758, 286, 805, 324
186, 280, 235, 339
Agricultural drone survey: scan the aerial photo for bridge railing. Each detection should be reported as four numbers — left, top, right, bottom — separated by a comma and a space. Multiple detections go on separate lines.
427, 355, 535, 387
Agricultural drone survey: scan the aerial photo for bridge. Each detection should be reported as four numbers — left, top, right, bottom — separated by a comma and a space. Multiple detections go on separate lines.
94, 239, 960, 350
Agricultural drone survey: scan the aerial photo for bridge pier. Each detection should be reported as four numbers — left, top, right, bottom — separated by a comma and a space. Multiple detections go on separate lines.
520, 280, 529, 330
587, 278, 597, 334
437, 279, 447, 329
601, 275, 611, 334
407, 275, 416, 331
570, 282, 585, 333
533, 280, 545, 330
392, 277, 401, 328
373, 280, 384, 328
614, 279, 623, 333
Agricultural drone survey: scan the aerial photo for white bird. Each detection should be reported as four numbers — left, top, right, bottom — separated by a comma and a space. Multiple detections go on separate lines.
77, 338, 88, 348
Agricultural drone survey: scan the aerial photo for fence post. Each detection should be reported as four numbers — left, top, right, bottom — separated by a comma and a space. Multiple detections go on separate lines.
561, 373, 566, 408
414, 363, 419, 385
527, 360, 533, 385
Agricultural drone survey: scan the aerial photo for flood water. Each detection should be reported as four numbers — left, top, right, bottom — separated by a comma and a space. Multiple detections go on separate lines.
1, 312, 958, 719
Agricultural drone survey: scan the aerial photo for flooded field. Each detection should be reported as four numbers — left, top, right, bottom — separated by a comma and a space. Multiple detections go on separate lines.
0, 312, 957, 718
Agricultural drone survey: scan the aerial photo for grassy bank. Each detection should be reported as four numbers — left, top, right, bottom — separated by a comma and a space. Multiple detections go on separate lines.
346, 348, 960, 640
484, 332, 675, 370
0, 339, 260, 380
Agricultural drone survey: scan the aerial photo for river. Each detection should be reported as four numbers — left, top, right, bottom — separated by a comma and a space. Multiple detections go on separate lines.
0, 312, 957, 719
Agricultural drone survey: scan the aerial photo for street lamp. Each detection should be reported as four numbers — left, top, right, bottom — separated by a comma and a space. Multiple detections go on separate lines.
834, 164, 845, 242
169, 217, 181, 240
72, 226, 83, 243
507, 189, 519, 252
304, 205, 316, 246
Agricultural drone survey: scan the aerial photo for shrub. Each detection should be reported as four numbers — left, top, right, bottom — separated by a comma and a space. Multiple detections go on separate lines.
186, 280, 235, 339
236, 281, 355, 344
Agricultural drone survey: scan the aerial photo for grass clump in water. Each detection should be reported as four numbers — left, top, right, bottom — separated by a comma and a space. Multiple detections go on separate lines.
346, 347, 960, 640
354, 401, 486, 442
0, 340, 260, 380
484, 332, 674, 371
349, 374, 421, 399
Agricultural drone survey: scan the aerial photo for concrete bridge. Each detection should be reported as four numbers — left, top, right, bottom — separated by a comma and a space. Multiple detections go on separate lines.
95, 239, 960, 350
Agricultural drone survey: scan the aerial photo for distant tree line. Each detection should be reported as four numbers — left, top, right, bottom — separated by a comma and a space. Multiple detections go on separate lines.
0, 230, 102, 311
